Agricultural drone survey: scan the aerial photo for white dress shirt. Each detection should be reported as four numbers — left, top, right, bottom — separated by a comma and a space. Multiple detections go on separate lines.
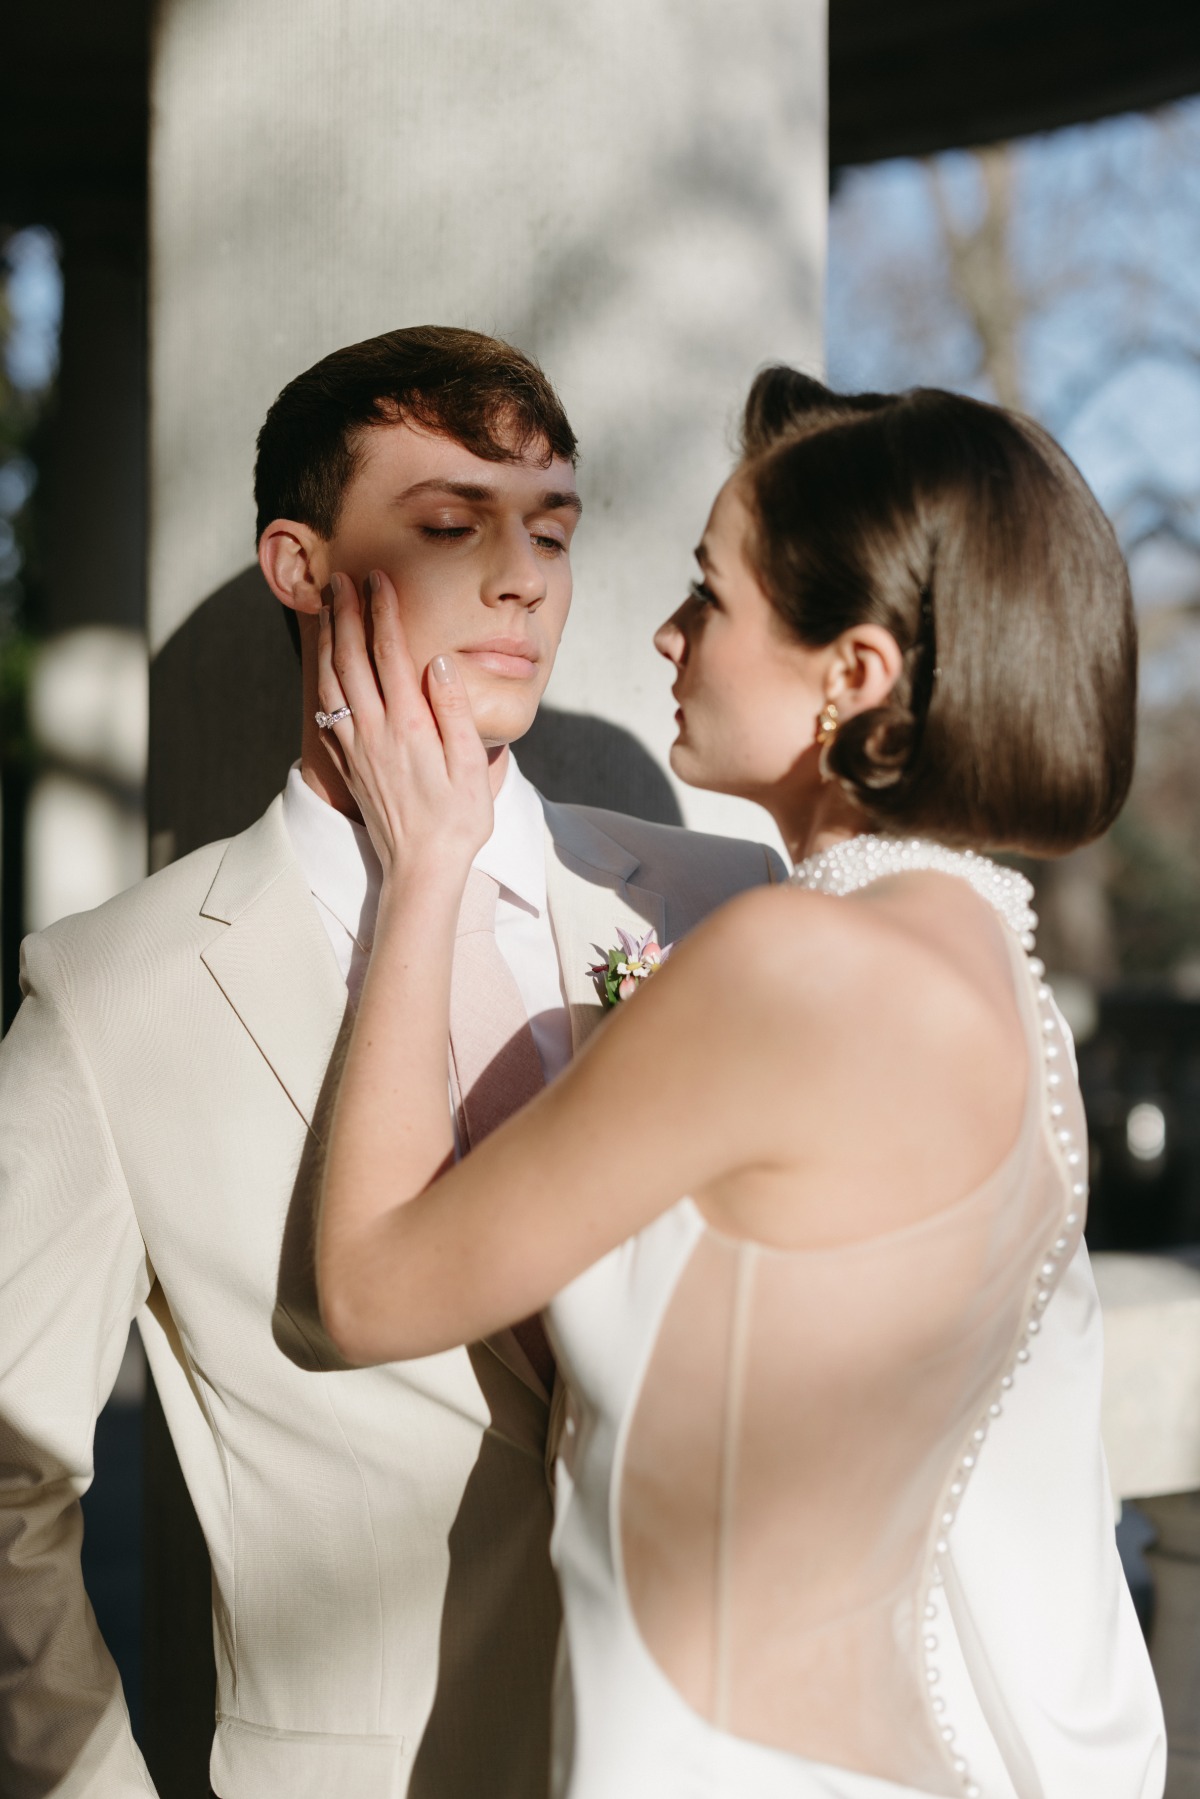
280, 753, 573, 1083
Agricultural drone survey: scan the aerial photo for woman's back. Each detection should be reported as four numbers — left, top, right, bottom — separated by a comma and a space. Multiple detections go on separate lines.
549, 845, 1084, 1799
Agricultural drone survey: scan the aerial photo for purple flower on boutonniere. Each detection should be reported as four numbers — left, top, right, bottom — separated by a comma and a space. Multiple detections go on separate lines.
588, 926, 674, 1008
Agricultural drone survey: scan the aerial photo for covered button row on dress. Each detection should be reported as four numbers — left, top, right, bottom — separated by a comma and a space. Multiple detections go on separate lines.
931, 954, 1082, 1533
1026, 955, 1086, 1342
922, 1583, 980, 1799
920, 951, 1084, 1799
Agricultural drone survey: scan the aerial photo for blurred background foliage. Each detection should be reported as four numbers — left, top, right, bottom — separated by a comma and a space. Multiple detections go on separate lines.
0, 227, 61, 842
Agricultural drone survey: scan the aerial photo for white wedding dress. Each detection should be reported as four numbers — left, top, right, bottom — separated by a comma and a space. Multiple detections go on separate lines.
545, 841, 1098, 1799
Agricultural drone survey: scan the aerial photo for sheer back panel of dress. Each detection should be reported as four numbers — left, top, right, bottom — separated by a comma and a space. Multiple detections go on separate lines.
618, 925, 1084, 1794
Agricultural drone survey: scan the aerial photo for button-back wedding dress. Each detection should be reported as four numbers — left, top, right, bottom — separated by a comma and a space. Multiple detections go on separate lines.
546, 841, 1092, 1799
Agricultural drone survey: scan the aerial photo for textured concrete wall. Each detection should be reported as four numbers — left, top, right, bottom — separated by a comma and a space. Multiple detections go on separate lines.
149, 0, 826, 851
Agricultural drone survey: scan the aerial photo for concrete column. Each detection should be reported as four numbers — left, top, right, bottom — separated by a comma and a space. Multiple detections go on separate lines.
147, 4, 825, 1790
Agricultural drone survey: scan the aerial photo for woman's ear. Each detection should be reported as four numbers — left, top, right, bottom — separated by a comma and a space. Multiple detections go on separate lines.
258, 519, 326, 615
827, 623, 904, 716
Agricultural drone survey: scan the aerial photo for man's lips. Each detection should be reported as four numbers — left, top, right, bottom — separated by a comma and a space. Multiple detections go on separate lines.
457, 638, 541, 678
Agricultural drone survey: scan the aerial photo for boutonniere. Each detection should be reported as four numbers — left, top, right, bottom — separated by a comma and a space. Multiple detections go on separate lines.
588, 927, 674, 1008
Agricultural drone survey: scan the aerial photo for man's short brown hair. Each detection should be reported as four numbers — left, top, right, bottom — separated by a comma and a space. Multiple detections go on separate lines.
739, 367, 1136, 856
254, 325, 577, 542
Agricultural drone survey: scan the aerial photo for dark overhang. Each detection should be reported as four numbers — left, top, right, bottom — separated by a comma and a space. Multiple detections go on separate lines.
2, 3, 1199, 231
1, 0, 147, 245
831, 0, 1200, 168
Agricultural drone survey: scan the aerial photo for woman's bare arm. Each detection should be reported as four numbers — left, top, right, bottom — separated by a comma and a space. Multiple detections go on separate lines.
312, 572, 1017, 1368
312, 570, 794, 1365
320, 877, 788, 1365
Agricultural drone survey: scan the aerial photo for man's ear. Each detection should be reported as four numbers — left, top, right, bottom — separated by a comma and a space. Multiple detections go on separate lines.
827, 623, 904, 716
258, 519, 327, 616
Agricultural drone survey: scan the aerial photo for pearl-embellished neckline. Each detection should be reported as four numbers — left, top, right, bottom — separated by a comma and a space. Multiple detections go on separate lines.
791, 834, 1038, 950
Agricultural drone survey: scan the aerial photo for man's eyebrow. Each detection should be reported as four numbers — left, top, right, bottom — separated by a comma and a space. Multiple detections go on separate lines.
392, 478, 582, 515
391, 479, 495, 506
542, 490, 583, 516
694, 542, 713, 570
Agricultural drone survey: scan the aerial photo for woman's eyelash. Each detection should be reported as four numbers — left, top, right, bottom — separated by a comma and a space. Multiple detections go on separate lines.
689, 579, 717, 607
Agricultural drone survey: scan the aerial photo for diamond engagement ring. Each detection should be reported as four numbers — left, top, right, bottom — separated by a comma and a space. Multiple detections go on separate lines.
314, 706, 353, 729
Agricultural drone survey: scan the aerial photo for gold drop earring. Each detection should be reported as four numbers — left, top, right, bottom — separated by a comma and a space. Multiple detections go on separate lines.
815, 700, 840, 782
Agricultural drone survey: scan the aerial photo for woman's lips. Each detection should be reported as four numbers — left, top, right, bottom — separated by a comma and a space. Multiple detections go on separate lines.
458, 642, 539, 678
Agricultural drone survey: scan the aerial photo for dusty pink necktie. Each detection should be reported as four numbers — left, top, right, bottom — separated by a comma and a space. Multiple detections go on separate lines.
449, 866, 555, 1392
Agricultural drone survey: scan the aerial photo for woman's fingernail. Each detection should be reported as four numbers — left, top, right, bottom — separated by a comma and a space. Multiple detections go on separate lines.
431, 655, 455, 685
329, 572, 345, 600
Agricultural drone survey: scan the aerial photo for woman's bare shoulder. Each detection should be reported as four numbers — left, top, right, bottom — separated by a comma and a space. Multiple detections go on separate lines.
687, 873, 1016, 1057
685, 874, 1028, 1241
687, 880, 909, 1003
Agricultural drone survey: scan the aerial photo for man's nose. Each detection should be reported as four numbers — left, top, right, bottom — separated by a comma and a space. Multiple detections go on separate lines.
482, 524, 547, 608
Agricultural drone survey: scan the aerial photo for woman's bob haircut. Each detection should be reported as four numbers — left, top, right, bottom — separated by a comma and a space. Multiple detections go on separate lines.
740, 368, 1137, 856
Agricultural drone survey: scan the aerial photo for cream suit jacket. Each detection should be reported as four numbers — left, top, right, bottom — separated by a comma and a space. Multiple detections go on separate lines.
0, 792, 782, 1799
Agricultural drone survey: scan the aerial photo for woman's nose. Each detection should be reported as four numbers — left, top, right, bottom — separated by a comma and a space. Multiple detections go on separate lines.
654, 612, 686, 664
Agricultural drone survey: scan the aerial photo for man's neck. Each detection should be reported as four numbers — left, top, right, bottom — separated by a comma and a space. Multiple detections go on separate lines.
299, 738, 512, 817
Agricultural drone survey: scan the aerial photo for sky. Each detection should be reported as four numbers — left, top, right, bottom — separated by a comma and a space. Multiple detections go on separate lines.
826, 94, 1200, 710
3, 225, 61, 393
827, 95, 1200, 599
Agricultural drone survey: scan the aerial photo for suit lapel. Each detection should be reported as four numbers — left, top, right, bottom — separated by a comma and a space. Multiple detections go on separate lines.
201, 796, 553, 1408
541, 799, 667, 1054
200, 797, 349, 1135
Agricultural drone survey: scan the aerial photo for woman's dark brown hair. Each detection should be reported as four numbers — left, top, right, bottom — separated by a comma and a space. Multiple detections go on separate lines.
740, 367, 1137, 855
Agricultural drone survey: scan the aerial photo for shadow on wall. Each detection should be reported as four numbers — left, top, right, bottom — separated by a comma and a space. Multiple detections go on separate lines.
148, 563, 681, 865
518, 703, 681, 825
148, 566, 303, 866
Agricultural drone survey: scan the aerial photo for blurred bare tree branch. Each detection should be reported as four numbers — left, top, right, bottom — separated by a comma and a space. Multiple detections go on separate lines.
828, 99, 1200, 988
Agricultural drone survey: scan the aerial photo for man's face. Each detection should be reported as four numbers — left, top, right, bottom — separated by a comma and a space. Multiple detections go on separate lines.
316, 420, 580, 748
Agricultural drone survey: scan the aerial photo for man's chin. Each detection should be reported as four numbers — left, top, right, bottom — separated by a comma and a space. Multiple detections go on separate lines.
471, 710, 540, 755
465, 687, 545, 753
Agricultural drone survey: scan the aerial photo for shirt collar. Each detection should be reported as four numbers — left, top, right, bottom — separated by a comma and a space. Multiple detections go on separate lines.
474, 751, 547, 914
281, 750, 547, 941
282, 763, 380, 948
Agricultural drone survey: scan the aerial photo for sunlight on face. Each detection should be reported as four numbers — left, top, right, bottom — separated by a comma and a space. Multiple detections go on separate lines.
653, 478, 826, 801
321, 421, 580, 748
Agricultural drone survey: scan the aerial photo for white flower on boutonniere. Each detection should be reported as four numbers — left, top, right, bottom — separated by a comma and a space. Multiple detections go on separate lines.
588, 927, 674, 1008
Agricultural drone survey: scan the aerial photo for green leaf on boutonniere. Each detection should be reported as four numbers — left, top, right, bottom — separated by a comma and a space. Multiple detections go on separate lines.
587, 927, 675, 1009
